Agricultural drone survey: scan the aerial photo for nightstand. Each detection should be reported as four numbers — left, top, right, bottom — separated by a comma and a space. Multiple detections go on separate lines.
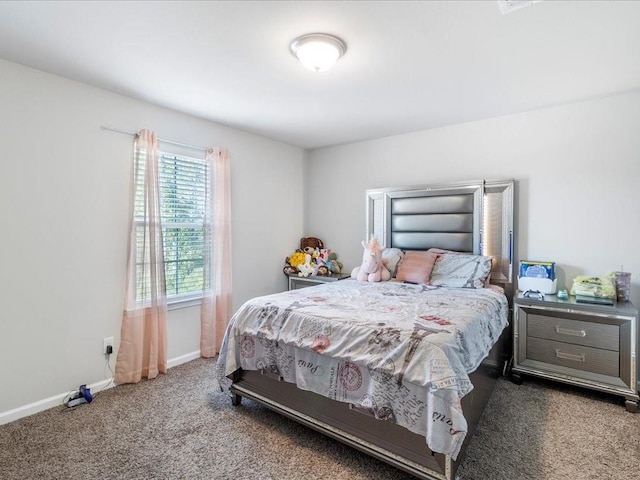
287, 273, 351, 290
512, 293, 639, 412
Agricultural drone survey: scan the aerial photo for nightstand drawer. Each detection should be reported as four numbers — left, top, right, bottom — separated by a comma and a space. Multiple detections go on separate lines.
289, 278, 313, 290
527, 337, 619, 377
287, 273, 351, 291
527, 313, 619, 351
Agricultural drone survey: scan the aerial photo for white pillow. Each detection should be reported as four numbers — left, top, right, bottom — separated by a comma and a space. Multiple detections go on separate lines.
381, 248, 405, 278
430, 253, 492, 289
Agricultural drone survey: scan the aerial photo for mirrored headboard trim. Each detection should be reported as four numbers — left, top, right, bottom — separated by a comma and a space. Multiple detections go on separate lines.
365, 179, 515, 287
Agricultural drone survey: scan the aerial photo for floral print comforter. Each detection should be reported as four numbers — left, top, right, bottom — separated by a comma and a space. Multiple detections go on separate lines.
217, 279, 508, 459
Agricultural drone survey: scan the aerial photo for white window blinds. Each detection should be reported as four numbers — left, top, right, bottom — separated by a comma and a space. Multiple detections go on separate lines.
135, 152, 209, 302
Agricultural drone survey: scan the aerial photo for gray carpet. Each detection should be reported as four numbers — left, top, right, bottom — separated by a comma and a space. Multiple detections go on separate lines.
0, 358, 638, 480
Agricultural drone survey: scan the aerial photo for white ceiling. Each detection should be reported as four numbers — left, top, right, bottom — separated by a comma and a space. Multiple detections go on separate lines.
1, 1, 639, 149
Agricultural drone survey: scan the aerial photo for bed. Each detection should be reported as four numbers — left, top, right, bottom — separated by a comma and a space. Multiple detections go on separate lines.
217, 179, 515, 480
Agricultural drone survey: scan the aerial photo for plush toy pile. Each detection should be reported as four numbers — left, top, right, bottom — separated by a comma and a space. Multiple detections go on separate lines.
283, 237, 344, 277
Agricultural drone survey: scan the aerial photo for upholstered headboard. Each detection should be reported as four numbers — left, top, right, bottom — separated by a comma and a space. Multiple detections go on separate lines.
365, 179, 515, 290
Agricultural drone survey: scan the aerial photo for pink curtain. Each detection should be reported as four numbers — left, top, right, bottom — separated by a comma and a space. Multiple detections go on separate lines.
115, 129, 168, 383
200, 147, 232, 357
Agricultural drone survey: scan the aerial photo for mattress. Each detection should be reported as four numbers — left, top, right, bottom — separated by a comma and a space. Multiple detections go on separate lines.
217, 279, 508, 458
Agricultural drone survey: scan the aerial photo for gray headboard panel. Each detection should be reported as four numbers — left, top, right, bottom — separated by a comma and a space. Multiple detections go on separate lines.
391, 231, 474, 253
365, 179, 515, 288
390, 193, 475, 252
391, 194, 474, 214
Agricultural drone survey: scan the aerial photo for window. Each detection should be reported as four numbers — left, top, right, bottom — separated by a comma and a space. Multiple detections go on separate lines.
135, 152, 209, 304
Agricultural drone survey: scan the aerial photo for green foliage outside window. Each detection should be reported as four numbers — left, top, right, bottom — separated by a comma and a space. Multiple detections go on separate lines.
135, 152, 209, 302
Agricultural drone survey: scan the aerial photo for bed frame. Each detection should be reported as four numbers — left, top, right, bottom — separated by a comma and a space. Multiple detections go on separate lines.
228, 179, 515, 480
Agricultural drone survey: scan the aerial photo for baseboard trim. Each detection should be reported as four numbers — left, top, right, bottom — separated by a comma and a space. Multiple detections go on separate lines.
0, 377, 115, 426
0, 350, 202, 426
167, 350, 201, 369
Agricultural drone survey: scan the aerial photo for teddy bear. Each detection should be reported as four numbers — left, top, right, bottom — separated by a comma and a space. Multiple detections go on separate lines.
284, 238, 340, 277
300, 237, 323, 253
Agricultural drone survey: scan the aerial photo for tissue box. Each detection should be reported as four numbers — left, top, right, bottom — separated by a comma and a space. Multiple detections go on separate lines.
518, 276, 558, 295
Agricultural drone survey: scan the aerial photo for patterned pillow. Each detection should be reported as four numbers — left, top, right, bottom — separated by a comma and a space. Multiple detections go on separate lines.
430, 253, 492, 288
382, 248, 405, 277
396, 251, 439, 284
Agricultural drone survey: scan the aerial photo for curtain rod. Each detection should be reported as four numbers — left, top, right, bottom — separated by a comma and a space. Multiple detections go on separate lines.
100, 125, 208, 152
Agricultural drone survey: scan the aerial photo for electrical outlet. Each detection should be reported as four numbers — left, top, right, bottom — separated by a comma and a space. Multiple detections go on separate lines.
103, 336, 114, 355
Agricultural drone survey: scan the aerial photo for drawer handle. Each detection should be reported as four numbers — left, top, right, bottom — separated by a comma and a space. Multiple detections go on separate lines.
349, 403, 376, 418
555, 326, 586, 337
555, 349, 585, 362
260, 369, 283, 382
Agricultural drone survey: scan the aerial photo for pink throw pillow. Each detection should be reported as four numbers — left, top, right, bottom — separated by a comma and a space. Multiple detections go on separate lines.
396, 251, 440, 284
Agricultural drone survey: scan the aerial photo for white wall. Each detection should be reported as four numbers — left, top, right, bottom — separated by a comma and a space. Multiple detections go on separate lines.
306, 91, 640, 292
0, 59, 305, 414
1, 56, 638, 417
306, 91, 640, 382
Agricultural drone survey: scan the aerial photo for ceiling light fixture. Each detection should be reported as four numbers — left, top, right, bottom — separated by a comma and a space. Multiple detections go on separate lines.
290, 33, 347, 73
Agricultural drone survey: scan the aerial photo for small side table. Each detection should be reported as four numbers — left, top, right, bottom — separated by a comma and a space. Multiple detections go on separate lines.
512, 292, 639, 412
287, 272, 351, 291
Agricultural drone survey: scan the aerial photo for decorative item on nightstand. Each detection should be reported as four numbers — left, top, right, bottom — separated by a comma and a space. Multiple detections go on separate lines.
614, 270, 632, 302
518, 260, 557, 294
570, 273, 616, 306
282, 237, 344, 278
